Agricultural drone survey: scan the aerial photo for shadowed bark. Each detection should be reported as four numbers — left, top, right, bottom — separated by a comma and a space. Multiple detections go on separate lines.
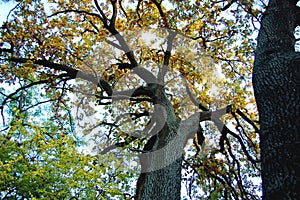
253, 0, 300, 199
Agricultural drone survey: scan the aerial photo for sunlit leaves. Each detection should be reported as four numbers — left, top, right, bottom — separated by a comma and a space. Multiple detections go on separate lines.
0, 0, 265, 199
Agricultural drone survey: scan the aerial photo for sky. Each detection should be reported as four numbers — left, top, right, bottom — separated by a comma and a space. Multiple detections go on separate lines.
0, 1, 17, 24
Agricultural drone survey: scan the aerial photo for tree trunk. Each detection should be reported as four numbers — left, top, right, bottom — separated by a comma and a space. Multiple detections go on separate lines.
135, 86, 182, 200
253, 0, 300, 199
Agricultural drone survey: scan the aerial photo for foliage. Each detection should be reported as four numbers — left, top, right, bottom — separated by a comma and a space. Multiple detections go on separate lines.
0, 0, 265, 199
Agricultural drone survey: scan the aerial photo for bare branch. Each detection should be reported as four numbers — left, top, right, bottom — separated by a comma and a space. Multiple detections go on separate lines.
6, 3, 21, 22
1, 79, 50, 125
112, 86, 153, 100
6, 57, 113, 96
236, 109, 259, 132
221, 0, 237, 11
48, 9, 101, 19
158, 30, 177, 83
151, 0, 169, 27
87, 18, 100, 32
100, 135, 138, 155
184, 79, 209, 111
94, 0, 109, 26
105, 39, 123, 50
119, 0, 128, 18
110, 0, 117, 28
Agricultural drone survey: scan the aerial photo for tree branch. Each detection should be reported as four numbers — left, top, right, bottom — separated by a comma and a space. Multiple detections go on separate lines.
221, 0, 237, 11
6, 57, 113, 96
1, 79, 51, 125
94, 0, 109, 26
110, 0, 117, 28
48, 9, 101, 19
158, 30, 177, 83
151, 0, 169, 27
236, 108, 259, 132
112, 86, 154, 100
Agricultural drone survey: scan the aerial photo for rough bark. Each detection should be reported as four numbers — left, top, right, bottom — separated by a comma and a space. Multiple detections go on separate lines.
253, 0, 300, 199
136, 86, 182, 200
134, 84, 230, 199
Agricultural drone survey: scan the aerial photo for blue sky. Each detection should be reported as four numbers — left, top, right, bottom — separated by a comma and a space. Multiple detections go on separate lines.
0, 1, 17, 24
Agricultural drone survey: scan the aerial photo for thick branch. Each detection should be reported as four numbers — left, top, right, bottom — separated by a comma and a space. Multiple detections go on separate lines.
110, 0, 117, 28
112, 86, 154, 100
158, 31, 177, 83
7, 58, 113, 96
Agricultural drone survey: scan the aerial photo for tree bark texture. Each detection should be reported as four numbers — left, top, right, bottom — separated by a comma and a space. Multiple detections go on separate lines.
136, 87, 182, 200
134, 86, 223, 199
253, 0, 300, 199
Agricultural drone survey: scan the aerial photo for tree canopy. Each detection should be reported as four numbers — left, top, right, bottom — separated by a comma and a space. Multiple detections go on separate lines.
0, 0, 276, 199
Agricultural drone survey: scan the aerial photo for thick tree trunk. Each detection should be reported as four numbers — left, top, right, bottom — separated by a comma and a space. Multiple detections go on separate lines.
137, 157, 182, 200
253, 0, 300, 199
135, 87, 182, 200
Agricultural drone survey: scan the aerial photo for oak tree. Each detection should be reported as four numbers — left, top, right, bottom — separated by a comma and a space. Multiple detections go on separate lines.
0, 0, 282, 199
